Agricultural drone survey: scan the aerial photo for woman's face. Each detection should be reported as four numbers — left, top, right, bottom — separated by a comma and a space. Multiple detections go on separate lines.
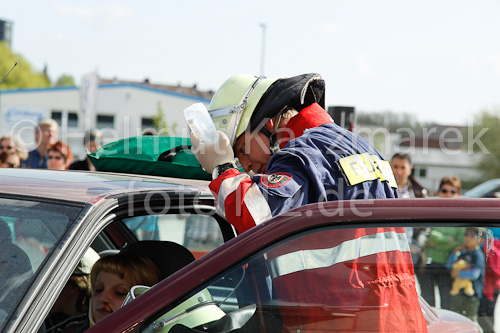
438, 184, 460, 198
47, 150, 67, 170
91, 271, 130, 324
0, 139, 16, 154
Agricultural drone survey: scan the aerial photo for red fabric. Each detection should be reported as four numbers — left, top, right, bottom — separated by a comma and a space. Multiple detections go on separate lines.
483, 238, 500, 301
279, 103, 334, 149
209, 168, 260, 234
269, 227, 427, 332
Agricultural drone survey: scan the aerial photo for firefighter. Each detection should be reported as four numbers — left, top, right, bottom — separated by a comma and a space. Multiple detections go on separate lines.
191, 73, 427, 331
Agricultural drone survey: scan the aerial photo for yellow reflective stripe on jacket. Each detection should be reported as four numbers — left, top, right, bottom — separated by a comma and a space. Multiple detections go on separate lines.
267, 231, 410, 279
338, 153, 397, 188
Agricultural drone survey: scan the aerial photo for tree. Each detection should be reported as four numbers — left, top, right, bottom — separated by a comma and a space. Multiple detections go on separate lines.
153, 101, 177, 136
0, 42, 50, 89
470, 109, 500, 181
356, 110, 429, 132
54, 74, 75, 87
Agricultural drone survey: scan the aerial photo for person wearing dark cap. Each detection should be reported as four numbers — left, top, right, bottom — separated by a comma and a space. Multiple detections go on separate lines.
190, 74, 426, 331
69, 130, 102, 171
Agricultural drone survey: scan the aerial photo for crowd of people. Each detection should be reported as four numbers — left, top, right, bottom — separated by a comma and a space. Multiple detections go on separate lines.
0, 119, 102, 171
390, 153, 500, 332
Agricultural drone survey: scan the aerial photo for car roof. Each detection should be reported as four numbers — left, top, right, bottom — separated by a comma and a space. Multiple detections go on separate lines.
0, 168, 212, 204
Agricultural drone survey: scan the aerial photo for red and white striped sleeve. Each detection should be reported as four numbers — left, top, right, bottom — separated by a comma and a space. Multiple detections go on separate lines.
209, 168, 272, 234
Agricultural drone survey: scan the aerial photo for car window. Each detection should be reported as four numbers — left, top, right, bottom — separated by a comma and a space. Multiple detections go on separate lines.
123, 214, 224, 259
0, 198, 82, 327
140, 225, 495, 332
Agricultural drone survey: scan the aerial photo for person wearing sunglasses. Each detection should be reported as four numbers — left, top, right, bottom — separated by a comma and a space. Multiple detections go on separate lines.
446, 227, 486, 323
0, 134, 27, 162
47, 141, 74, 170
437, 176, 461, 198
190, 74, 426, 331
418, 177, 466, 311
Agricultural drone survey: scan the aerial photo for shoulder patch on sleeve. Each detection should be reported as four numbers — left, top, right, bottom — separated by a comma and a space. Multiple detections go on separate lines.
260, 172, 292, 188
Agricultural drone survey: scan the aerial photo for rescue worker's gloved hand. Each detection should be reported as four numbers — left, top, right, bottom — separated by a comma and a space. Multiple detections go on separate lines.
190, 130, 235, 174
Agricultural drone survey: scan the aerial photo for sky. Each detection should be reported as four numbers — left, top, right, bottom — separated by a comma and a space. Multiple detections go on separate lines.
3, 0, 500, 126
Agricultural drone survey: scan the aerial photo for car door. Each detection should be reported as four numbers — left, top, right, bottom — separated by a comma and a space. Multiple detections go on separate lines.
90, 198, 498, 333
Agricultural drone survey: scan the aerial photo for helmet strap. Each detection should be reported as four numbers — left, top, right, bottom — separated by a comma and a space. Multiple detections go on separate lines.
260, 119, 280, 155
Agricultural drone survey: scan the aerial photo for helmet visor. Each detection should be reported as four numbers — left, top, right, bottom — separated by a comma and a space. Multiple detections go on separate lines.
209, 105, 243, 147
208, 76, 265, 146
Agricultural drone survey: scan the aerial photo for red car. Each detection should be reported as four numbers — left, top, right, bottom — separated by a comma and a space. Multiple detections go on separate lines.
91, 199, 489, 332
0, 169, 486, 332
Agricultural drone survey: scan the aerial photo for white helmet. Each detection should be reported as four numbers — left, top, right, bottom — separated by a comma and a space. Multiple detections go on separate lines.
208, 73, 325, 147
208, 75, 278, 147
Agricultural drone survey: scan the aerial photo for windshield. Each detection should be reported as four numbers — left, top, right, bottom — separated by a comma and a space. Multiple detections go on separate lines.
0, 198, 82, 326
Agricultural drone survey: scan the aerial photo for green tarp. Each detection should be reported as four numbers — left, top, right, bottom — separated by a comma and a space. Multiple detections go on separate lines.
88, 136, 211, 181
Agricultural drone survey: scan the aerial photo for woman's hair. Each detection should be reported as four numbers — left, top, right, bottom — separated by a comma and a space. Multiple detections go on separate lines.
0, 134, 28, 160
48, 141, 74, 166
68, 275, 93, 313
439, 176, 462, 194
90, 252, 161, 290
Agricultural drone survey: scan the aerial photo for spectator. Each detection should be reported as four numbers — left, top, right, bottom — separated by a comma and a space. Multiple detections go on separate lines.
447, 227, 486, 323
0, 151, 20, 168
390, 153, 428, 198
0, 134, 28, 162
419, 176, 466, 310
391, 152, 430, 269
69, 129, 102, 171
47, 141, 74, 170
22, 118, 59, 169
141, 128, 158, 136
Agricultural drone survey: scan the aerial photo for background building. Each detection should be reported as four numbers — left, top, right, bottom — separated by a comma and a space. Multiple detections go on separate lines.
0, 79, 212, 159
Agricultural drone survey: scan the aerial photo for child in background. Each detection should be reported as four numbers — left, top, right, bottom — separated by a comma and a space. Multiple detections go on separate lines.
447, 227, 486, 323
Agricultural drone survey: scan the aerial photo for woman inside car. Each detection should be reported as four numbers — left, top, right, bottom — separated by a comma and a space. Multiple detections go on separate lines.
62, 251, 161, 332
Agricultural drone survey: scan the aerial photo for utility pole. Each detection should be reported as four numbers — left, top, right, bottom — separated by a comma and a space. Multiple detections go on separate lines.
259, 23, 266, 76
